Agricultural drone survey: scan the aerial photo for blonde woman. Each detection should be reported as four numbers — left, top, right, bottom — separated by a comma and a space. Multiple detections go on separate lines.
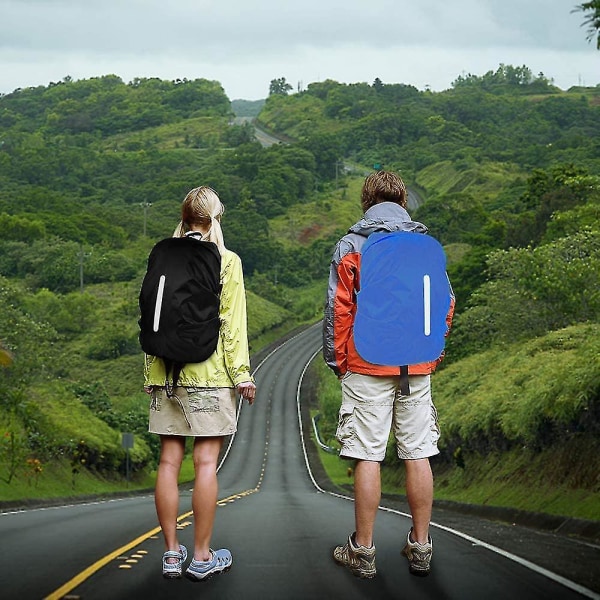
144, 186, 256, 581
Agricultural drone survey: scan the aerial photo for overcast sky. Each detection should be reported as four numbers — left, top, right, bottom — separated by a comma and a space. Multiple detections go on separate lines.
0, 0, 597, 100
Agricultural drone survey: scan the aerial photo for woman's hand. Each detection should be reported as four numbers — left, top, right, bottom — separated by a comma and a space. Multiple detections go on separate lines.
236, 381, 256, 405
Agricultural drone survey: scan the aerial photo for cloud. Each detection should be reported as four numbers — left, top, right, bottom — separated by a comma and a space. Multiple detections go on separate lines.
0, 0, 597, 99
0, 0, 590, 53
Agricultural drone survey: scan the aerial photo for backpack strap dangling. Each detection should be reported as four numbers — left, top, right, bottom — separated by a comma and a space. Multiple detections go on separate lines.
399, 365, 410, 396
171, 363, 183, 391
163, 358, 174, 397
161, 360, 191, 428
162, 358, 184, 398
163, 359, 184, 398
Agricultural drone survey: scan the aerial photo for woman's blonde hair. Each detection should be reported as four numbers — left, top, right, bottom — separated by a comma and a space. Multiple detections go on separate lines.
173, 186, 226, 253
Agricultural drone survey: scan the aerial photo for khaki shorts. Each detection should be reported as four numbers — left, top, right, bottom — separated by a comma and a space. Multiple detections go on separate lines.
336, 372, 440, 461
148, 386, 238, 436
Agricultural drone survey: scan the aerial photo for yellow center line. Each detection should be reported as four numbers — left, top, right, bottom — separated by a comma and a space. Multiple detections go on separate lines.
44, 490, 255, 600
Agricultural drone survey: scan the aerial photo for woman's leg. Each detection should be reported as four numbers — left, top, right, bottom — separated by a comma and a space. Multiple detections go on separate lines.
191, 436, 224, 561
155, 435, 186, 555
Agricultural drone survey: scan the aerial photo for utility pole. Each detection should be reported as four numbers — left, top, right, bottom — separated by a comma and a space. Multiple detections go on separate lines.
78, 244, 90, 293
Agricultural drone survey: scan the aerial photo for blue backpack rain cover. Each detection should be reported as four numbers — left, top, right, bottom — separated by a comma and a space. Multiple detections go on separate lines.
354, 231, 451, 366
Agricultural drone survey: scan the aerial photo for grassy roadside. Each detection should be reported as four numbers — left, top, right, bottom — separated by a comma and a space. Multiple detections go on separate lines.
311, 439, 600, 522
0, 458, 155, 505
0, 444, 199, 506
307, 330, 600, 524
0, 316, 310, 508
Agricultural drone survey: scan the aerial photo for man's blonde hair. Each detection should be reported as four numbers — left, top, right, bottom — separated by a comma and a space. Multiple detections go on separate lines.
173, 186, 226, 253
361, 171, 407, 212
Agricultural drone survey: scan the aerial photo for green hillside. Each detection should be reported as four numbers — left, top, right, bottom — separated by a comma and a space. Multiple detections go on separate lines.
313, 322, 599, 520
0, 68, 598, 520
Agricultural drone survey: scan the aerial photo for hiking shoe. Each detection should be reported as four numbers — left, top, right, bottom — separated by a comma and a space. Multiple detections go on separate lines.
333, 533, 376, 578
162, 544, 187, 579
185, 548, 233, 582
401, 529, 432, 576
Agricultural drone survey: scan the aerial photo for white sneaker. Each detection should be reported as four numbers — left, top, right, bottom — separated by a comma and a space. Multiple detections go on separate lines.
401, 529, 432, 576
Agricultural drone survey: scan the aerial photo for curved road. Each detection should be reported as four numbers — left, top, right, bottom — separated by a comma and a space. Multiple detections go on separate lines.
0, 324, 597, 599
233, 116, 282, 148
233, 116, 422, 208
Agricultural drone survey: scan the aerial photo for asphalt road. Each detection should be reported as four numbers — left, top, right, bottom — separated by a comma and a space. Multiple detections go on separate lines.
0, 324, 597, 600
232, 116, 282, 147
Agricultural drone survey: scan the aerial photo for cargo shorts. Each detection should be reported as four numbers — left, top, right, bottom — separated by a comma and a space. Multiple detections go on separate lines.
336, 372, 440, 461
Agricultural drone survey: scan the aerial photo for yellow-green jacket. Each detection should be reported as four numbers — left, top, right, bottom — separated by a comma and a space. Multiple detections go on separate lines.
144, 249, 253, 388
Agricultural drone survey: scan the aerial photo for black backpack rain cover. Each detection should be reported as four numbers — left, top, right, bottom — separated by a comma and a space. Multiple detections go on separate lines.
138, 237, 222, 369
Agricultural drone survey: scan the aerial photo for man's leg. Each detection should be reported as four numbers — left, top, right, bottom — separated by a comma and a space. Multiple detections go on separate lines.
155, 435, 186, 553
333, 457, 379, 578
333, 372, 393, 577
405, 457, 433, 544
191, 436, 224, 561
393, 375, 437, 545
354, 459, 381, 548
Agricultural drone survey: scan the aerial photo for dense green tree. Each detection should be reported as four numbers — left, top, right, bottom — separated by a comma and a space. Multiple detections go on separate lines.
451, 64, 555, 93
222, 121, 255, 146
304, 79, 341, 100
0, 277, 57, 409
324, 83, 376, 119
505, 164, 592, 247
223, 199, 282, 275
574, 0, 600, 48
269, 77, 293, 96
23, 289, 98, 334
414, 193, 491, 245
299, 132, 342, 179
544, 199, 600, 241
448, 229, 600, 359
0, 213, 46, 240
372, 78, 384, 92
